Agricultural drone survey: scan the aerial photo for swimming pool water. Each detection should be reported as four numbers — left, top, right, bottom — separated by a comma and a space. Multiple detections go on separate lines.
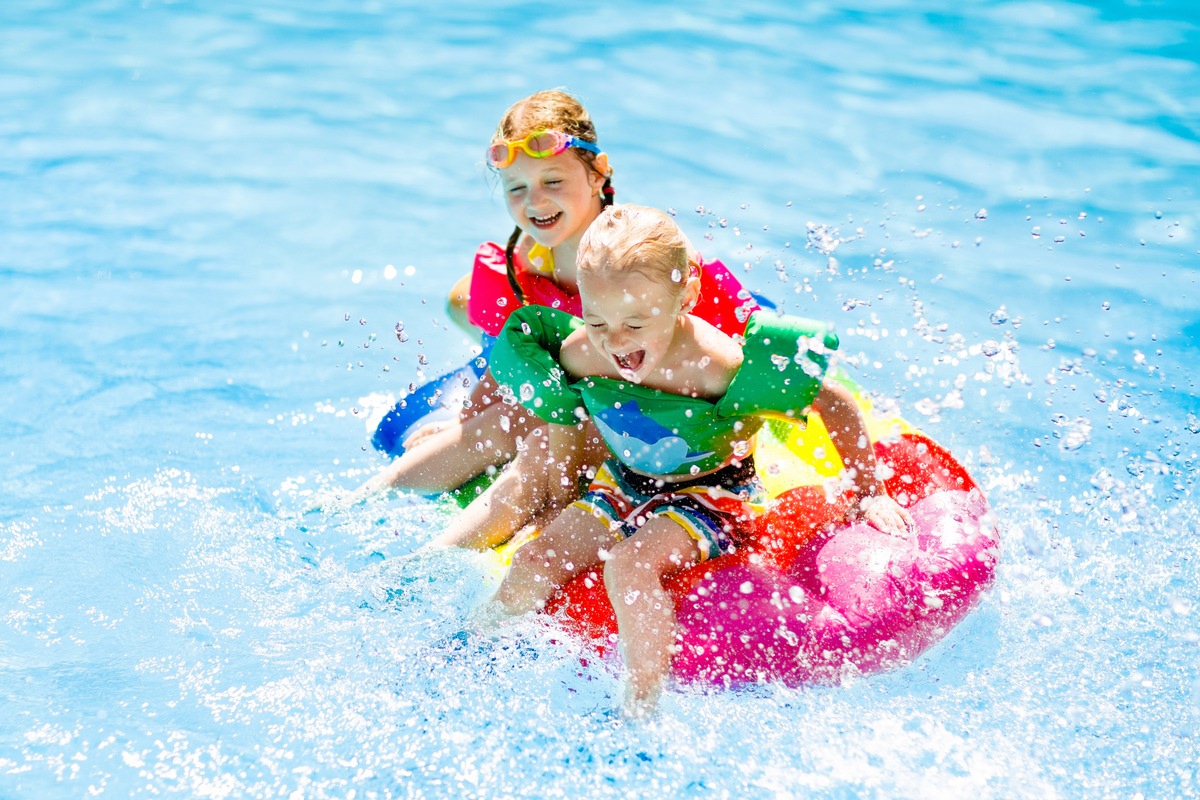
2, 1, 1198, 797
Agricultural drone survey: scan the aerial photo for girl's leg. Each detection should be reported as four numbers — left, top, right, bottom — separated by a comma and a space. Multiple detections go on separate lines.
378, 402, 527, 492
492, 504, 613, 615
602, 518, 701, 718
430, 421, 608, 550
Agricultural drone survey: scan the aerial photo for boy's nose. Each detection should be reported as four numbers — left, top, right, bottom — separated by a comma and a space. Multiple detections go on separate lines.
606, 331, 629, 351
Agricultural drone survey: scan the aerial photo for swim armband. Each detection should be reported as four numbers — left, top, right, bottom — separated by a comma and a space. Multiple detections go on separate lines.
489, 306, 586, 425
715, 311, 839, 419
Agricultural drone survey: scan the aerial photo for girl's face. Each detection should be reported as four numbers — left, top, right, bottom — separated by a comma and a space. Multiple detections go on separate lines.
578, 268, 695, 384
498, 150, 608, 253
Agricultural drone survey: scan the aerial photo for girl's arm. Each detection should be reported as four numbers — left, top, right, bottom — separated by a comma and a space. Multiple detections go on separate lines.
810, 379, 913, 536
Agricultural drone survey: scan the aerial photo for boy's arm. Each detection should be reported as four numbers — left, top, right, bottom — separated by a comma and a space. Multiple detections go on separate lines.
810, 379, 913, 536
489, 306, 587, 425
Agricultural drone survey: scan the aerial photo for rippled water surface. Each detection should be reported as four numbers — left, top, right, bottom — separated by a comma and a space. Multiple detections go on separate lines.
2, 1, 1198, 797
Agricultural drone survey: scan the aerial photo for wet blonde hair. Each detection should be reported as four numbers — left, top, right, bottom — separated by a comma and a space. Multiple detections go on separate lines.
577, 205, 699, 296
492, 90, 615, 303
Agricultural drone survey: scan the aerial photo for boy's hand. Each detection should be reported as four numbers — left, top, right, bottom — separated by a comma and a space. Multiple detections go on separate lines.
856, 494, 914, 537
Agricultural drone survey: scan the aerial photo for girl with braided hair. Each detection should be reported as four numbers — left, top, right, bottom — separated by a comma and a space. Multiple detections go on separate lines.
354, 91, 758, 550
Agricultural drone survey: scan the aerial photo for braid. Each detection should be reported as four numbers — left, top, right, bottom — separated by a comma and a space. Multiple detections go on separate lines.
600, 175, 616, 208
503, 225, 525, 304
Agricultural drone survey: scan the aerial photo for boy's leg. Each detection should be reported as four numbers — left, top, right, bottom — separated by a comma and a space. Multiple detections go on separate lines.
492, 504, 613, 615
602, 517, 701, 718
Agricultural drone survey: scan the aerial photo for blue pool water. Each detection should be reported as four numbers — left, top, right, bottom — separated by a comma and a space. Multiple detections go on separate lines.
2, 0, 1198, 796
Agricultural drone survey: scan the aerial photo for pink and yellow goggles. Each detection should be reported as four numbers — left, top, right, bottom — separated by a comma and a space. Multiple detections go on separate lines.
486, 129, 601, 169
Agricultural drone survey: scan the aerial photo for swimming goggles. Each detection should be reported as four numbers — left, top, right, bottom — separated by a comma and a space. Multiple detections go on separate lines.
486, 130, 601, 169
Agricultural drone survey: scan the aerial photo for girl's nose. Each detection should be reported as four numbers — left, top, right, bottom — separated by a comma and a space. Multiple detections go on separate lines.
525, 184, 548, 209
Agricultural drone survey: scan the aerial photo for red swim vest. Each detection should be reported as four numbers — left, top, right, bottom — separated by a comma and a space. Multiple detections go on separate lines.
466, 241, 758, 337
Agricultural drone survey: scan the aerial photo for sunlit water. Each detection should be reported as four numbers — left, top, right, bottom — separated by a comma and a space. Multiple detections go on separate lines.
2, 1, 1198, 797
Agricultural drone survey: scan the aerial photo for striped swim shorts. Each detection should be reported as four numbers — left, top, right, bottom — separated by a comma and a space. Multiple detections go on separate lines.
571, 456, 766, 561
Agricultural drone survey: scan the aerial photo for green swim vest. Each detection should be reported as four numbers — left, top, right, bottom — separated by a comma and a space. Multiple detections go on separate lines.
490, 306, 838, 476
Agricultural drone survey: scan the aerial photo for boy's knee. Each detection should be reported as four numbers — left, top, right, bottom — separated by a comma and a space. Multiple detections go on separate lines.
602, 541, 655, 595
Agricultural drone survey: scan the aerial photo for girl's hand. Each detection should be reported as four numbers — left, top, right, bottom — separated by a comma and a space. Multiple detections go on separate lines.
401, 422, 443, 452
855, 494, 914, 537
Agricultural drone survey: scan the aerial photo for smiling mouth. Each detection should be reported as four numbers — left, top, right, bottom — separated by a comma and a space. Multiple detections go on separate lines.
530, 212, 562, 230
613, 350, 645, 375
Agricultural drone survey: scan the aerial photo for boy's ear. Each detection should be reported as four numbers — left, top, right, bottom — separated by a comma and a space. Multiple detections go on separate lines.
681, 273, 701, 313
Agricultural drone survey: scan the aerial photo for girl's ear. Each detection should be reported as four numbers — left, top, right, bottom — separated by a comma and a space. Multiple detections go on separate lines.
590, 153, 611, 191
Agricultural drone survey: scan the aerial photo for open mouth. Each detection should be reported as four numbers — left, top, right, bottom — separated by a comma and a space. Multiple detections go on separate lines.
613, 350, 645, 375
530, 212, 562, 230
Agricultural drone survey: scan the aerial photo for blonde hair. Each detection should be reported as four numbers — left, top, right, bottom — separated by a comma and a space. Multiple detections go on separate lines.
577, 205, 698, 293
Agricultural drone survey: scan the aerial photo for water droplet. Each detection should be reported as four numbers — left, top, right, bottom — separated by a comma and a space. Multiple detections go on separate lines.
1031, 227, 1041, 239
671, 268, 682, 283
1101, 302, 1111, 311
990, 306, 1009, 325
981, 340, 1001, 357
739, 581, 755, 595
974, 208, 988, 220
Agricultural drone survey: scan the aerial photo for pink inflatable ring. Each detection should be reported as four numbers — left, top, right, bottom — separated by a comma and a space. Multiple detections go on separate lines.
538, 432, 998, 686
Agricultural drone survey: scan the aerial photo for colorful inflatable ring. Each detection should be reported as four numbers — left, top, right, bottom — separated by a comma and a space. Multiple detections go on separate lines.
491, 377, 997, 686
373, 317, 995, 685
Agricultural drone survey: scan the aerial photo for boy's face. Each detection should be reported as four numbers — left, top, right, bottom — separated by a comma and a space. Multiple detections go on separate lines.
578, 267, 694, 384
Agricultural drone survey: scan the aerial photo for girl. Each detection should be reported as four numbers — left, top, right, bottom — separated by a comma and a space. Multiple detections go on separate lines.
355, 91, 759, 549
486, 205, 912, 717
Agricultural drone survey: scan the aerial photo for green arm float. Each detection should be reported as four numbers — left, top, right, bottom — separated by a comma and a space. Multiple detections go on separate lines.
715, 311, 839, 420
488, 305, 586, 425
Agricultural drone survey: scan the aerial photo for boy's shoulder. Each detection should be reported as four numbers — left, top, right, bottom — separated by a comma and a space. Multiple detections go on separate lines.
684, 316, 744, 398
558, 324, 607, 377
